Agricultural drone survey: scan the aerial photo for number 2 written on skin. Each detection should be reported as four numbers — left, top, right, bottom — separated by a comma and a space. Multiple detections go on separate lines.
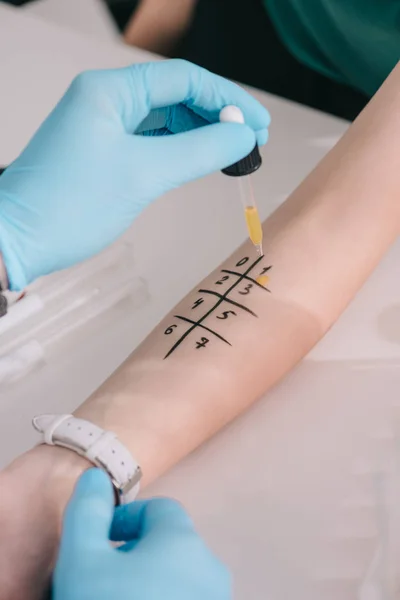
163, 256, 272, 359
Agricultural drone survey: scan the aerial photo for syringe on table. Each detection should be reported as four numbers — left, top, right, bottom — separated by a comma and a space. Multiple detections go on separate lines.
220, 105, 264, 257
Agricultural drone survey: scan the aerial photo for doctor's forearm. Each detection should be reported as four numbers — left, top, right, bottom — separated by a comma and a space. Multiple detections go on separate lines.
123, 0, 197, 53
74, 62, 400, 485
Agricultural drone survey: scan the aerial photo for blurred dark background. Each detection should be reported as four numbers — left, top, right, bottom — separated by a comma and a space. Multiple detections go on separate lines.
1, 0, 369, 121
105, 0, 368, 121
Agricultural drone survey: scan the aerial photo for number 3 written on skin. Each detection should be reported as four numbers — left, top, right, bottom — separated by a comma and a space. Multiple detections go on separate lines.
163, 256, 272, 358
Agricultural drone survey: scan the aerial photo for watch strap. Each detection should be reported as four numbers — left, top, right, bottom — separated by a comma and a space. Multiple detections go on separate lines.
33, 414, 141, 503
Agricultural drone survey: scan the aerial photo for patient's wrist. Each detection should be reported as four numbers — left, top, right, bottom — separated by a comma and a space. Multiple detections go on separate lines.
37, 445, 91, 515
0, 445, 91, 597
5, 444, 90, 520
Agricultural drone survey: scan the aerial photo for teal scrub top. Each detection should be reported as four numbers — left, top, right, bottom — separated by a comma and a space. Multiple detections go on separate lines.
264, 0, 400, 97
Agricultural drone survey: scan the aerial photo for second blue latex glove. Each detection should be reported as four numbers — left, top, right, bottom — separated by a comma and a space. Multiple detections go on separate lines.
0, 59, 270, 290
54, 469, 231, 600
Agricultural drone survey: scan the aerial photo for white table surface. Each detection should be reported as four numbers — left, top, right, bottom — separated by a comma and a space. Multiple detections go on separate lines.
23, 0, 119, 41
1, 6, 400, 599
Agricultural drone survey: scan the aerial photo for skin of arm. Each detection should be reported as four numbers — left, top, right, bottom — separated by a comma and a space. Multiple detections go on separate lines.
77, 59, 400, 484
123, 0, 198, 54
1, 62, 399, 600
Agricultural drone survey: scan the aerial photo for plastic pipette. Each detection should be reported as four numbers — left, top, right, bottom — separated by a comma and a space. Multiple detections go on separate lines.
220, 105, 264, 257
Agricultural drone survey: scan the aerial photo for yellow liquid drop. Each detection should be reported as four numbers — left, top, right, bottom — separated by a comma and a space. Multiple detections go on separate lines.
256, 275, 269, 287
244, 206, 263, 246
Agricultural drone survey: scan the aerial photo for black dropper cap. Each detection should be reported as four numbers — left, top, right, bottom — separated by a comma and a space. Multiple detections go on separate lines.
221, 144, 262, 177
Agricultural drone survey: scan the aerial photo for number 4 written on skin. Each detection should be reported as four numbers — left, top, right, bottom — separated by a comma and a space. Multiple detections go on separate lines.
163, 256, 272, 358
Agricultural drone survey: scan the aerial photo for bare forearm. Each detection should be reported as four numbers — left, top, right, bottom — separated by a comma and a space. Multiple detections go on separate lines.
123, 0, 197, 53
2, 61, 397, 600
75, 64, 400, 484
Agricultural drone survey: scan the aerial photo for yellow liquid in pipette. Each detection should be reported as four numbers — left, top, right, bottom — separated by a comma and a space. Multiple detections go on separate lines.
244, 206, 263, 246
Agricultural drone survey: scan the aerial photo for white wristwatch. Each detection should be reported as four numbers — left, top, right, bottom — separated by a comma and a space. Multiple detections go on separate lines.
33, 414, 142, 504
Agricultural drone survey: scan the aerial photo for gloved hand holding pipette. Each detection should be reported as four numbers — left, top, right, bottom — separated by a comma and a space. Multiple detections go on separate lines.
54, 469, 231, 600
0, 59, 270, 291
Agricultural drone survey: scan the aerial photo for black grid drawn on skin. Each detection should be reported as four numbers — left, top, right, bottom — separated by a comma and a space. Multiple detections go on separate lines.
164, 256, 271, 358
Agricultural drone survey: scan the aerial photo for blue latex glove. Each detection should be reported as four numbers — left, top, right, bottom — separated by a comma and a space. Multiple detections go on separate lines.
0, 59, 270, 290
54, 469, 231, 600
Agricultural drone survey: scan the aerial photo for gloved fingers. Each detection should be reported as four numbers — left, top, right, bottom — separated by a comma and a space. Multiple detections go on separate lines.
110, 498, 194, 542
88, 60, 270, 135
139, 498, 194, 536
68, 61, 269, 142
137, 104, 268, 146
110, 500, 146, 542
136, 103, 268, 147
130, 60, 270, 136
257, 128, 269, 146
134, 121, 256, 190
136, 104, 208, 136
59, 469, 115, 555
